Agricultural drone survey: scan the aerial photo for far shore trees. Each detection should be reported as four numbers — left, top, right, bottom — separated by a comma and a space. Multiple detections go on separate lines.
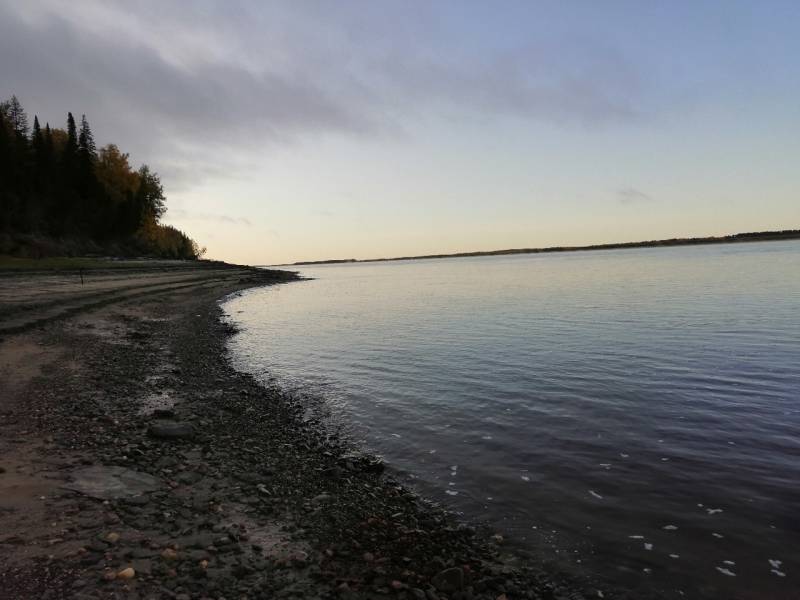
0, 95, 203, 259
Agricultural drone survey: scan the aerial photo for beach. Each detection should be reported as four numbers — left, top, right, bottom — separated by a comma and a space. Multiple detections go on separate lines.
0, 261, 582, 600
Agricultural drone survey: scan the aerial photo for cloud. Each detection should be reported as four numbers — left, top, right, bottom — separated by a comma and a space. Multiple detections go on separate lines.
617, 187, 654, 205
0, 1, 651, 192
371, 42, 643, 126
166, 209, 251, 226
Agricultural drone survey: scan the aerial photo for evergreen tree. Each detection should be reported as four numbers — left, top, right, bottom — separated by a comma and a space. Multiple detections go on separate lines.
32, 116, 43, 161
0, 95, 202, 258
31, 116, 46, 219
0, 105, 10, 231
78, 114, 96, 162
43, 123, 54, 170
65, 112, 78, 163
6, 95, 28, 139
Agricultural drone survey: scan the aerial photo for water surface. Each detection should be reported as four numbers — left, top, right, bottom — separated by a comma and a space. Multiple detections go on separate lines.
224, 241, 800, 598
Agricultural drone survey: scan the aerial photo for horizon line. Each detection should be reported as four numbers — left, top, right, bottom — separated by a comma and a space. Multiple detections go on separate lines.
264, 228, 800, 267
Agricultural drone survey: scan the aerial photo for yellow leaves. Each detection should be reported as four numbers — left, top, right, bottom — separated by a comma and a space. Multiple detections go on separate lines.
96, 144, 139, 202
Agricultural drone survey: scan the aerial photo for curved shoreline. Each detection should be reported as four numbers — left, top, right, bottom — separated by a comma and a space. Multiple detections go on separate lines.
0, 263, 606, 600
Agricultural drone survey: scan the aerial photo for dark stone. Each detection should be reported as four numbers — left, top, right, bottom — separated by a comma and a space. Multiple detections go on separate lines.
124, 495, 150, 507
188, 549, 211, 561
338, 453, 385, 474
132, 558, 153, 575
181, 533, 217, 549
432, 567, 464, 593
176, 471, 202, 485
148, 422, 195, 440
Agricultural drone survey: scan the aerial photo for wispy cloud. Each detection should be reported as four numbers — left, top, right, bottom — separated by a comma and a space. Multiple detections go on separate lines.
0, 1, 652, 192
617, 187, 654, 205
166, 209, 251, 226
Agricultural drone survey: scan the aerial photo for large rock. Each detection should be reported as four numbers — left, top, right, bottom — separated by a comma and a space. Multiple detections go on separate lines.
148, 421, 195, 440
432, 567, 464, 593
62, 466, 160, 500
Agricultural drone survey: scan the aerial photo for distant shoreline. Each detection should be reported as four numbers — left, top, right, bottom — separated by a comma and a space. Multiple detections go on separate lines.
282, 229, 800, 266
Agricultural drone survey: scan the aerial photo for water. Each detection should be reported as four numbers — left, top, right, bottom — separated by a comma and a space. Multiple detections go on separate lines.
223, 241, 800, 599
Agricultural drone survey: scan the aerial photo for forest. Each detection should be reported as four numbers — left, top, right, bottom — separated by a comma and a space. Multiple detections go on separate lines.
0, 95, 203, 259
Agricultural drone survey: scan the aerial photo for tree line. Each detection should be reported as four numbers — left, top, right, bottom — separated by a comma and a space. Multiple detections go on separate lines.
0, 95, 203, 259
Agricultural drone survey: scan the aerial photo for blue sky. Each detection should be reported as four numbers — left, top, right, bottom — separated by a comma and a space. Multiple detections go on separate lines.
1, 1, 798, 263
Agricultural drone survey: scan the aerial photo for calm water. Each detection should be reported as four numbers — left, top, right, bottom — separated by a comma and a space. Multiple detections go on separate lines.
223, 241, 800, 599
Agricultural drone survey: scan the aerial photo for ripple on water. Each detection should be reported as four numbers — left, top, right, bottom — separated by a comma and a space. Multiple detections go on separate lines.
224, 242, 800, 598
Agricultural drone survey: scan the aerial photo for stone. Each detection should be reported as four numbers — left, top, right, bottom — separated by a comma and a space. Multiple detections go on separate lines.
188, 549, 211, 561
62, 466, 160, 500
161, 548, 178, 561
106, 532, 120, 544
432, 567, 464, 593
148, 422, 195, 440
338, 453, 384, 474
124, 495, 150, 507
131, 559, 153, 576
181, 533, 217, 549
152, 408, 176, 419
117, 567, 135, 580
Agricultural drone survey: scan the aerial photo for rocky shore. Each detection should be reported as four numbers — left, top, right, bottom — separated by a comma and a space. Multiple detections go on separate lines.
0, 262, 594, 600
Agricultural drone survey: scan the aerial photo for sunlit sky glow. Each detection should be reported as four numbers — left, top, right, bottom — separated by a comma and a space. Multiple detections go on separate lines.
2, 1, 798, 264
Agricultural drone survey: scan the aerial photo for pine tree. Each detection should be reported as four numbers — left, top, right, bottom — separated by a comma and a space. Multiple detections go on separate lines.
0, 95, 201, 258
66, 112, 78, 157
43, 123, 54, 165
78, 114, 96, 162
32, 116, 43, 158
6, 95, 28, 138
54, 112, 81, 232
41, 123, 57, 232
31, 116, 45, 199
0, 104, 10, 232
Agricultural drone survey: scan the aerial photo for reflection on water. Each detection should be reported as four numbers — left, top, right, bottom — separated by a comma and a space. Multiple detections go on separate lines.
224, 241, 800, 599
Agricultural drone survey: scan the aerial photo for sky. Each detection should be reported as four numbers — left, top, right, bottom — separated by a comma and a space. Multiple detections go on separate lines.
1, 1, 798, 264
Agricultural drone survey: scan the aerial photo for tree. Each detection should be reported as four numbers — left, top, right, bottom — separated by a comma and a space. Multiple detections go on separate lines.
0, 95, 203, 258
64, 112, 78, 165
96, 144, 139, 236
76, 114, 99, 228
78, 114, 96, 162
0, 104, 10, 231
135, 165, 166, 225
31, 116, 46, 199
4, 95, 28, 139
32, 116, 44, 166
43, 123, 54, 169
96, 144, 138, 201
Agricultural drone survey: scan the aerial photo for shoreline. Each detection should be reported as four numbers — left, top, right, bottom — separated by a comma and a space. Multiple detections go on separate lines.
0, 263, 603, 599
283, 229, 800, 266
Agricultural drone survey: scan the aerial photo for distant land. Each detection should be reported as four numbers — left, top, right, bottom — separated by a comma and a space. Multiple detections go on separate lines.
282, 229, 800, 266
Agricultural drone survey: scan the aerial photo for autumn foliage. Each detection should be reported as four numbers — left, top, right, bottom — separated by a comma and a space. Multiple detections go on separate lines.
0, 95, 203, 259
